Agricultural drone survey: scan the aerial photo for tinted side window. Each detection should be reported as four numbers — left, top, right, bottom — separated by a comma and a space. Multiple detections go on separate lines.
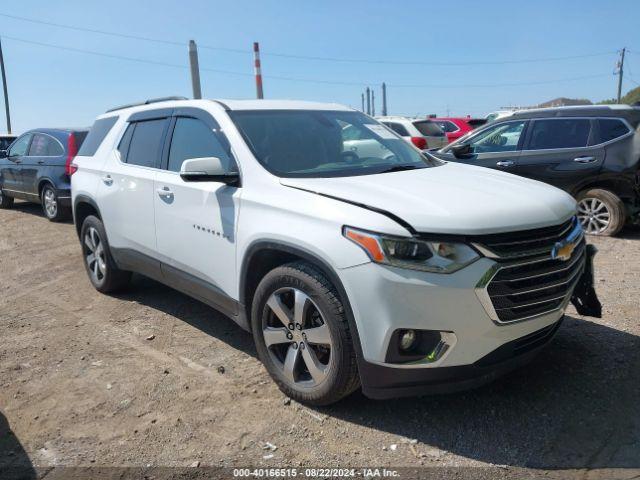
29, 134, 64, 156
383, 122, 409, 136
167, 117, 234, 172
78, 117, 117, 156
414, 120, 444, 136
597, 119, 630, 143
125, 119, 168, 168
467, 121, 525, 154
8, 134, 32, 157
435, 121, 458, 133
528, 119, 590, 150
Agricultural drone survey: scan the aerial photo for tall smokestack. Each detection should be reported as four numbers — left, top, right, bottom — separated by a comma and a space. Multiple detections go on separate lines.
254, 42, 264, 99
381, 82, 387, 116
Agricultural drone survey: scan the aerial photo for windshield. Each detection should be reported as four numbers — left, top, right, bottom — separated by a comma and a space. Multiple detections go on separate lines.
230, 110, 439, 178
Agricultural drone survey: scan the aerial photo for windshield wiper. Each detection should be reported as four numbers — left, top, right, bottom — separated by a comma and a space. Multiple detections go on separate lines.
377, 164, 422, 174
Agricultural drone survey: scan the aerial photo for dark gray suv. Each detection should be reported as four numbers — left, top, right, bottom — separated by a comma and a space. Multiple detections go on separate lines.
434, 105, 640, 236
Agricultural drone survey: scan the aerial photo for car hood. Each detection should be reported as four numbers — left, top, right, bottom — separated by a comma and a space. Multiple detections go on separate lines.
280, 162, 576, 235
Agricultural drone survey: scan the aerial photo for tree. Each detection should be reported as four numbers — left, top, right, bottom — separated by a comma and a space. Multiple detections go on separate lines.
598, 86, 640, 105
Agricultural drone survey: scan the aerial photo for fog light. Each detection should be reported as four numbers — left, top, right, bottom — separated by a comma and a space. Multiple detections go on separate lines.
399, 329, 417, 351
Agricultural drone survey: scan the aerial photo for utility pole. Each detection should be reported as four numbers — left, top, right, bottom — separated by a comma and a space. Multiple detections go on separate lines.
361, 93, 365, 112
371, 90, 375, 116
254, 42, 264, 99
0, 36, 11, 134
188, 40, 202, 99
617, 47, 626, 104
365, 87, 371, 115
381, 82, 387, 116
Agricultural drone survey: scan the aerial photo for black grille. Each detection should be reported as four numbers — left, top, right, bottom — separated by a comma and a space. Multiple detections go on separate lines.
474, 217, 575, 258
475, 217, 586, 323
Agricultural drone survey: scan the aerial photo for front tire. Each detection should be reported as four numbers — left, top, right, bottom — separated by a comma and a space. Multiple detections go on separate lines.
0, 189, 14, 209
577, 188, 625, 236
80, 215, 131, 293
251, 262, 360, 406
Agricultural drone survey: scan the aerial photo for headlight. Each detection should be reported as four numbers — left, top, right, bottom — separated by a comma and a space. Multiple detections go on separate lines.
343, 227, 480, 273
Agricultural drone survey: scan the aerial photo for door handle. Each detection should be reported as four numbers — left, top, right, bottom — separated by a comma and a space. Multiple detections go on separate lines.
496, 160, 515, 167
38, 160, 45, 165
156, 187, 174, 198
574, 156, 596, 164
102, 175, 113, 186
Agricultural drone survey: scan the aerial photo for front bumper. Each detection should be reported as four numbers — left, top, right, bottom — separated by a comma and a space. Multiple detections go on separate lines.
338, 245, 590, 398
339, 258, 567, 368
360, 318, 563, 399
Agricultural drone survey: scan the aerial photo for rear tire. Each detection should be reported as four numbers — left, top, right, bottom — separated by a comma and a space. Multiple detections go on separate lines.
41, 184, 69, 222
80, 215, 131, 293
0, 190, 14, 209
576, 188, 625, 236
251, 262, 360, 406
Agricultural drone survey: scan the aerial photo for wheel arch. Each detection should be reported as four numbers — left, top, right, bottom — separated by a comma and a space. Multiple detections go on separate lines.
239, 240, 366, 371
37, 178, 56, 196
73, 195, 102, 238
571, 176, 636, 207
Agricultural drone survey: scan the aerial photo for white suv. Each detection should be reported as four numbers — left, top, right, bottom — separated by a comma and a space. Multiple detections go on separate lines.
72, 97, 598, 405
376, 116, 448, 150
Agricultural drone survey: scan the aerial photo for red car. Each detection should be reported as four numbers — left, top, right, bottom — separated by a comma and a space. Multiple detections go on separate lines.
432, 117, 487, 144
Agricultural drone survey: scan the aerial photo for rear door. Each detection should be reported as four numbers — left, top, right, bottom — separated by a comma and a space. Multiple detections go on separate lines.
153, 109, 241, 306
22, 132, 66, 197
1, 133, 32, 197
517, 118, 603, 193
98, 111, 170, 258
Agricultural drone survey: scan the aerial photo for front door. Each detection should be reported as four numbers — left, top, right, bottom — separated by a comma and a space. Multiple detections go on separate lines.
2, 134, 32, 198
22, 133, 66, 197
154, 112, 241, 305
447, 120, 527, 174
517, 118, 604, 194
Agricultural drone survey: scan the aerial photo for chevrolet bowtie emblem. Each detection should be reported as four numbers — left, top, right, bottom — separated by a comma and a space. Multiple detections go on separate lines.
551, 240, 576, 261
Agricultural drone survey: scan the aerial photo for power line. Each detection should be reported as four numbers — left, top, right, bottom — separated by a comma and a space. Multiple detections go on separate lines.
388, 74, 611, 88
258, 50, 616, 66
0, 12, 620, 66
0, 35, 615, 89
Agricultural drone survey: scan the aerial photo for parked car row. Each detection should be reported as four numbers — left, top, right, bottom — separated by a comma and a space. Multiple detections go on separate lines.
434, 105, 640, 236
0, 97, 606, 406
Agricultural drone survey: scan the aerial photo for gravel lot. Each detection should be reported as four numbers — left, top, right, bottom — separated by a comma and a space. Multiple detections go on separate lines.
1, 200, 639, 479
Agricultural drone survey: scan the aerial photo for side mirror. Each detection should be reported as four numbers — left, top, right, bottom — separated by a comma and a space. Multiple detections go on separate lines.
180, 157, 240, 186
0, 150, 7, 159
451, 143, 473, 159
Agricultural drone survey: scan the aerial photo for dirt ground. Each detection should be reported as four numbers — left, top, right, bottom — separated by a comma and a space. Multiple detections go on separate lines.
1, 200, 639, 478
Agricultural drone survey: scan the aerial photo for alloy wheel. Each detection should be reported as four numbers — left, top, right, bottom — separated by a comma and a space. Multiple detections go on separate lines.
84, 227, 107, 284
263, 287, 332, 388
43, 188, 58, 218
577, 197, 610, 234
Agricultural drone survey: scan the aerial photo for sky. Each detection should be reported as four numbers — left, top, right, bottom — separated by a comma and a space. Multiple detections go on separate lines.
1, 0, 639, 134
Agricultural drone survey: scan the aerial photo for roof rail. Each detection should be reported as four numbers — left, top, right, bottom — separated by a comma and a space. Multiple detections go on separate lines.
106, 96, 189, 113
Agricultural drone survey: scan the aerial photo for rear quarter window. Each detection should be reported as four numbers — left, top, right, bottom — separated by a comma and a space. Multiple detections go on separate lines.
78, 117, 118, 156
596, 119, 631, 144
